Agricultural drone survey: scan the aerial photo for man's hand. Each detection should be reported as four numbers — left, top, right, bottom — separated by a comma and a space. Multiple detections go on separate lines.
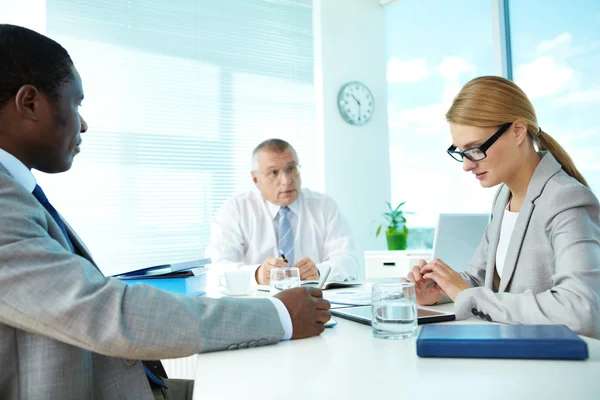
255, 257, 289, 284
294, 257, 319, 281
420, 258, 470, 301
404, 258, 445, 306
275, 287, 331, 339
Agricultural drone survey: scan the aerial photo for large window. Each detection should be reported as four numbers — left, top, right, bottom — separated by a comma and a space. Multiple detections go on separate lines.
510, 0, 600, 193
385, 0, 600, 249
1, 0, 318, 276
384, 0, 498, 248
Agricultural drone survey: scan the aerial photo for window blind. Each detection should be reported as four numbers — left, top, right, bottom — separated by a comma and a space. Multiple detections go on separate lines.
29, 0, 319, 276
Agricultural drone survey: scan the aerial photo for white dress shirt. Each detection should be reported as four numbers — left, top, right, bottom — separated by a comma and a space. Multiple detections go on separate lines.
205, 187, 360, 283
0, 147, 293, 341
0, 148, 36, 192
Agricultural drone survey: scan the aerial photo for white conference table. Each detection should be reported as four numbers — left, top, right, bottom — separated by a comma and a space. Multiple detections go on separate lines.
191, 283, 600, 400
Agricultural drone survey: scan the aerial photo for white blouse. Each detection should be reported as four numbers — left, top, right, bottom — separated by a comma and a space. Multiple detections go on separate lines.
495, 205, 520, 278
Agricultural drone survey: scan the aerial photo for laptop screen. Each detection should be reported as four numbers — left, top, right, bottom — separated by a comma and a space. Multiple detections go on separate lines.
431, 213, 489, 272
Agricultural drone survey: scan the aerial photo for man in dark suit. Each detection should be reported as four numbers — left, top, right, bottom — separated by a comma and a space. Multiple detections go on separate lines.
0, 24, 330, 400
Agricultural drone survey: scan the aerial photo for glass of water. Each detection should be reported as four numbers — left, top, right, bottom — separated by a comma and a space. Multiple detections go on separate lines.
371, 282, 417, 339
270, 267, 301, 295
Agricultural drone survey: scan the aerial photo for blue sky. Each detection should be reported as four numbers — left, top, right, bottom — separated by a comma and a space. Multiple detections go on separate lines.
384, 0, 600, 227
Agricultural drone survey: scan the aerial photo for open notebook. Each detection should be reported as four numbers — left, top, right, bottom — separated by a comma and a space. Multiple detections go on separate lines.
256, 265, 362, 291
257, 280, 363, 292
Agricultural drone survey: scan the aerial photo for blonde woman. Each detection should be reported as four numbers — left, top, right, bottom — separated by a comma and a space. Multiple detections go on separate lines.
406, 76, 600, 338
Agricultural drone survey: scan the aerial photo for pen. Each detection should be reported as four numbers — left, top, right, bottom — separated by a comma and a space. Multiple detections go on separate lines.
278, 249, 289, 264
317, 265, 332, 289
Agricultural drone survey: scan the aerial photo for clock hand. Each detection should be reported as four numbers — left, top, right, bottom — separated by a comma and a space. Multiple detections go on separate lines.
351, 94, 361, 106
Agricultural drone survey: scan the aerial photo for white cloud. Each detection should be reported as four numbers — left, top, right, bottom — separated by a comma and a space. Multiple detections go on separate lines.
387, 58, 429, 83
536, 33, 598, 66
554, 89, 600, 106
387, 56, 477, 135
438, 56, 477, 79
536, 32, 571, 54
515, 56, 575, 99
559, 127, 600, 145
388, 103, 447, 134
438, 56, 477, 104
560, 130, 600, 171
569, 41, 600, 59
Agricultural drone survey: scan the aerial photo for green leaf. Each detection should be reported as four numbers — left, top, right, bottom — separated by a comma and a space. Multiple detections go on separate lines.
380, 201, 410, 236
394, 201, 405, 213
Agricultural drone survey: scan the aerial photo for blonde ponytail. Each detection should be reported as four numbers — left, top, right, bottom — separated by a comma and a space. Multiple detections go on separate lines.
536, 129, 589, 187
446, 76, 589, 188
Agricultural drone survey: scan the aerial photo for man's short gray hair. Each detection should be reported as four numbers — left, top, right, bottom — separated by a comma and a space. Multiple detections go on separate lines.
251, 138, 298, 171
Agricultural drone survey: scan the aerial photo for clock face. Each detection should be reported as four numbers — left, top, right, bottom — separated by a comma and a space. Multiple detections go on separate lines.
337, 81, 374, 126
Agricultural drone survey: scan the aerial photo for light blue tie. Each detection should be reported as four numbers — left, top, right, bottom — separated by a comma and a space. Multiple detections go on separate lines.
278, 206, 294, 266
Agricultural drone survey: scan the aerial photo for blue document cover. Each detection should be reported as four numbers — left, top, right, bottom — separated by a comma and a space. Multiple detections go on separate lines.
112, 258, 211, 296
113, 258, 211, 278
416, 324, 588, 360
119, 272, 207, 296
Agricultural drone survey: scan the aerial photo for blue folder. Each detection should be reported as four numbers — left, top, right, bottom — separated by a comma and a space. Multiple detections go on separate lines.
119, 272, 207, 296
112, 258, 211, 296
416, 324, 588, 360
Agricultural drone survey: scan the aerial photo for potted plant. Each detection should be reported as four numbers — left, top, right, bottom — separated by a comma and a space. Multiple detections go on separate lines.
376, 201, 409, 250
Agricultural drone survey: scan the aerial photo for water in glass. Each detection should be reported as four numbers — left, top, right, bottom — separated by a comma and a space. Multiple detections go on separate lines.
371, 282, 417, 339
269, 267, 301, 295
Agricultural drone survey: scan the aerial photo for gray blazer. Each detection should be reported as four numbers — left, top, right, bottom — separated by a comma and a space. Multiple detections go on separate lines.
0, 165, 285, 399
455, 152, 600, 338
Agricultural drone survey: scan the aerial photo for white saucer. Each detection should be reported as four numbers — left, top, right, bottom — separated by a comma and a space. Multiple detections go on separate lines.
220, 287, 256, 296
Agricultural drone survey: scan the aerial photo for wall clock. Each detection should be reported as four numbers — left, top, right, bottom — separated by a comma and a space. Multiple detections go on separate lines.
337, 81, 374, 126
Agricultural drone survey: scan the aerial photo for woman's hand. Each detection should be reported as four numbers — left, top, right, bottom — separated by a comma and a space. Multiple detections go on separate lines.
403, 259, 445, 305
420, 259, 470, 301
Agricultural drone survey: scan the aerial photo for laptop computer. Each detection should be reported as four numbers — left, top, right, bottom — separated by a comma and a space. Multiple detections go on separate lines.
331, 305, 455, 325
431, 213, 490, 271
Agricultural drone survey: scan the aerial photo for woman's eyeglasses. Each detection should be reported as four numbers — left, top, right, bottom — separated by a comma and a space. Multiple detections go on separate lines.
447, 122, 513, 162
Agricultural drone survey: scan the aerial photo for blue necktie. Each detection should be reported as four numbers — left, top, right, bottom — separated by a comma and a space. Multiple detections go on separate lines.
32, 184, 74, 253
32, 184, 166, 389
278, 206, 294, 266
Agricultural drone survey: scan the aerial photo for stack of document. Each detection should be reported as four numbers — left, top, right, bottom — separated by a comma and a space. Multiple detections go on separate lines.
301, 280, 363, 290
112, 258, 211, 296
113, 258, 211, 279
323, 288, 371, 306
257, 280, 363, 293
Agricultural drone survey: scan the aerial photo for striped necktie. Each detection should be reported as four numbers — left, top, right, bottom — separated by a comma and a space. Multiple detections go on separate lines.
278, 206, 294, 266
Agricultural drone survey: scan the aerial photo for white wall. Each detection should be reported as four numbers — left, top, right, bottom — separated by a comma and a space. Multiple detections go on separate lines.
314, 0, 391, 279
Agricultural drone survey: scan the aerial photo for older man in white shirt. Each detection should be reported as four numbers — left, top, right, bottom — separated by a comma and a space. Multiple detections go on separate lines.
206, 139, 359, 284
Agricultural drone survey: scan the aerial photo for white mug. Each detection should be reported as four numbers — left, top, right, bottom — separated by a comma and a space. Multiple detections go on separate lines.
219, 269, 252, 294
